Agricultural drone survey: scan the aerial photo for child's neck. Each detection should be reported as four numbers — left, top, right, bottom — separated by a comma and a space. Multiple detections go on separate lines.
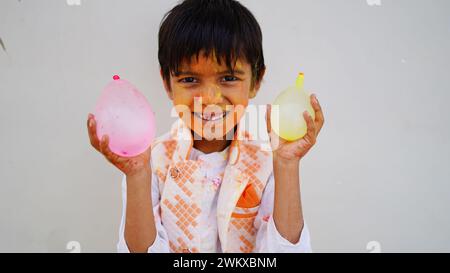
193, 138, 232, 154
191, 126, 236, 154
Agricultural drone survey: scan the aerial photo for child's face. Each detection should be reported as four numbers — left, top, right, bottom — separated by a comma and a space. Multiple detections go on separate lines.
162, 53, 263, 140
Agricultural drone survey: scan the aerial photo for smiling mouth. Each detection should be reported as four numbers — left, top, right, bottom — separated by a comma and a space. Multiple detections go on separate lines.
193, 111, 230, 122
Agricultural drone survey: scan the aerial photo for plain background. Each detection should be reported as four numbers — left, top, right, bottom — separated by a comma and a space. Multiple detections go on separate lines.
0, 0, 449, 252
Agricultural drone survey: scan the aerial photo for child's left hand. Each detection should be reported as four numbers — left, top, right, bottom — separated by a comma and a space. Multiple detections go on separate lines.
265, 94, 324, 162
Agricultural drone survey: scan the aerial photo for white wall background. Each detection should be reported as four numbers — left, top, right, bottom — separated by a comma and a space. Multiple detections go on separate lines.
0, 0, 449, 252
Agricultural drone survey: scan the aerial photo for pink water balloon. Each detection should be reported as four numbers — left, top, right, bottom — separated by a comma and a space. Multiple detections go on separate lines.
94, 75, 156, 157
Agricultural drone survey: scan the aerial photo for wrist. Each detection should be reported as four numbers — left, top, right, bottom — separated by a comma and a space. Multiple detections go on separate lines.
273, 154, 300, 168
127, 166, 151, 181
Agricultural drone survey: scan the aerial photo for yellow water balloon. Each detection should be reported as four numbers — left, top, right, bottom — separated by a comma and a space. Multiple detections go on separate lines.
270, 73, 315, 141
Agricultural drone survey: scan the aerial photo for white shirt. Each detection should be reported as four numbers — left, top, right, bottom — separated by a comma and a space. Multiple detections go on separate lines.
117, 146, 312, 253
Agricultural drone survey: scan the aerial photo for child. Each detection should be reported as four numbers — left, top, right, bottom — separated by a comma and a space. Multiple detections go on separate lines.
87, 0, 324, 253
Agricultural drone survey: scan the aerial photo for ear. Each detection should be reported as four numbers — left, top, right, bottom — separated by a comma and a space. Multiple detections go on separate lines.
160, 68, 174, 101
249, 67, 266, 99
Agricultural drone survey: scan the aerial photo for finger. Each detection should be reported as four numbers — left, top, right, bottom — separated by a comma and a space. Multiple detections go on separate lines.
310, 94, 324, 133
266, 104, 272, 134
87, 113, 100, 151
303, 111, 316, 145
99, 135, 117, 163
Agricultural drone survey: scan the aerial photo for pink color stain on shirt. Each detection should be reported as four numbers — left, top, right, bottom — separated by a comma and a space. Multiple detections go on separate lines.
212, 177, 222, 188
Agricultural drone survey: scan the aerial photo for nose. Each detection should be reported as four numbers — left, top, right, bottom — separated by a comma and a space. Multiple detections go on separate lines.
200, 84, 223, 105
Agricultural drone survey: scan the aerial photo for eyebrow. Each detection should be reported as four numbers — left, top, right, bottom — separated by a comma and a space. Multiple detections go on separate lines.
175, 69, 246, 77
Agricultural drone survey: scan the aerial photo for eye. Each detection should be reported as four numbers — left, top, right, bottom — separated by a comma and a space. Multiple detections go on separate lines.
222, 75, 238, 82
179, 77, 198, 84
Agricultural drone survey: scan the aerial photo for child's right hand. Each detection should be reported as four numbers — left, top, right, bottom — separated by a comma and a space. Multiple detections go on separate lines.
87, 113, 151, 177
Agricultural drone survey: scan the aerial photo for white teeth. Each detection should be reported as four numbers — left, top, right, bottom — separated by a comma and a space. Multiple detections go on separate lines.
194, 111, 228, 121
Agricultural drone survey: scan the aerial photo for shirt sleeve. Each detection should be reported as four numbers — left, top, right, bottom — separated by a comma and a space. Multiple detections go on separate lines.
116, 167, 171, 253
254, 173, 312, 253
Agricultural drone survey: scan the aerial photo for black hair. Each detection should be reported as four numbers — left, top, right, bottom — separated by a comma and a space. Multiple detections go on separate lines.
158, 0, 265, 89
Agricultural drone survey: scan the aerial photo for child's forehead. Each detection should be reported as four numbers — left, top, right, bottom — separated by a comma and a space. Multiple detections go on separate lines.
178, 53, 250, 74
